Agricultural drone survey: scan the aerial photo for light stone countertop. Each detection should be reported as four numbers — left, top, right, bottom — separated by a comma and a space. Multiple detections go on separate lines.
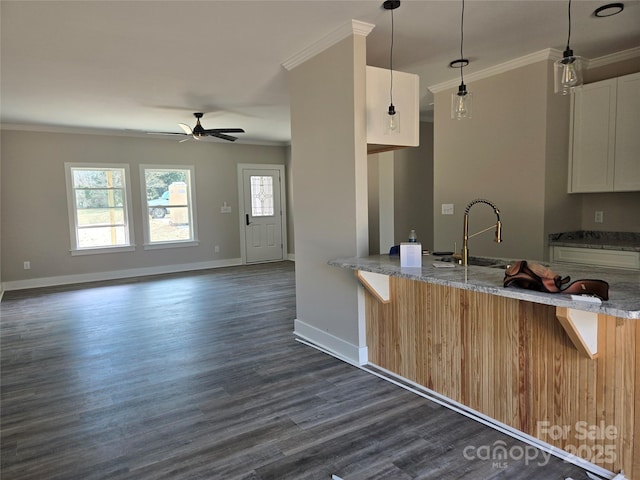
548, 231, 640, 252
329, 254, 640, 319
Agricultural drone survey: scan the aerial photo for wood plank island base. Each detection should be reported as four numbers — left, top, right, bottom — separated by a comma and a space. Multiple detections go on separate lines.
330, 255, 640, 479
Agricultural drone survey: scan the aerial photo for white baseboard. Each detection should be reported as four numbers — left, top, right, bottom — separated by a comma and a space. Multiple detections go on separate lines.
2, 258, 243, 291
294, 319, 368, 366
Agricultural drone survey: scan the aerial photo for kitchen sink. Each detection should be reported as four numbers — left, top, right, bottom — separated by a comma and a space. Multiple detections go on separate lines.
436, 256, 510, 269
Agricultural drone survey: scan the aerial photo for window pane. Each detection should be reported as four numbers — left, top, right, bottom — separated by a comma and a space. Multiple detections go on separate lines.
75, 189, 124, 208
143, 168, 194, 244
67, 165, 132, 251
250, 175, 274, 217
73, 169, 123, 188
149, 218, 192, 243
77, 226, 128, 248
76, 207, 125, 227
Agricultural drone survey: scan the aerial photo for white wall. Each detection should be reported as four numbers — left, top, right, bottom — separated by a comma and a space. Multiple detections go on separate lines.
378, 152, 395, 254
289, 34, 369, 364
428, 56, 640, 261
394, 122, 434, 250
367, 150, 395, 255
0, 130, 287, 287
433, 61, 579, 261
367, 152, 380, 254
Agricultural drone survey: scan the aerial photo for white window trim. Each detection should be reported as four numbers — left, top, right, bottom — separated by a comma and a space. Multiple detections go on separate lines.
65, 162, 136, 256
139, 164, 199, 249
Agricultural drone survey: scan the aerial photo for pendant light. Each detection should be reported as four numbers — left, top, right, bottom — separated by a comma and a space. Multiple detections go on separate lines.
451, 0, 472, 119
384, 0, 400, 133
554, 0, 583, 95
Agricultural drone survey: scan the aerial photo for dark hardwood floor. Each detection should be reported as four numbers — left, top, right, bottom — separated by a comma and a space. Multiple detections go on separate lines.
1, 262, 591, 479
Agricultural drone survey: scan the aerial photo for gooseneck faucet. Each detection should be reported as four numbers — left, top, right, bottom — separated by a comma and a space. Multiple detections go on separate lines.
460, 199, 502, 266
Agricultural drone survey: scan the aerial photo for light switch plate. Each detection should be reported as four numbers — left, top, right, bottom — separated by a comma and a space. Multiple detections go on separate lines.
442, 204, 454, 215
595, 211, 603, 223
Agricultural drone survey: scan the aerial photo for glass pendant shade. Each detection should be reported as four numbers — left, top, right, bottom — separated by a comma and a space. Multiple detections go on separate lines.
385, 104, 400, 133
554, 48, 583, 94
451, 83, 472, 119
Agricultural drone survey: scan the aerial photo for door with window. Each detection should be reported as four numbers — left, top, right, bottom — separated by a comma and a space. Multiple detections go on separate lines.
239, 166, 285, 263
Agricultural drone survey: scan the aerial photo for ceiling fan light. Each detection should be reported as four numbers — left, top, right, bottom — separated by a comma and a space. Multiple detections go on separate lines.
192, 118, 205, 136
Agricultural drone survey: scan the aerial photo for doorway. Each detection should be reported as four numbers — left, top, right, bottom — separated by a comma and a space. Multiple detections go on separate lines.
237, 164, 287, 264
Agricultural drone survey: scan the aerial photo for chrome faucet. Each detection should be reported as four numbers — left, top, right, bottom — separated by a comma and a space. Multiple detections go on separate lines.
459, 199, 502, 266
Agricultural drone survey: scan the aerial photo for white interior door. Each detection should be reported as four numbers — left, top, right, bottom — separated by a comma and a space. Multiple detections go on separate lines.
240, 167, 284, 263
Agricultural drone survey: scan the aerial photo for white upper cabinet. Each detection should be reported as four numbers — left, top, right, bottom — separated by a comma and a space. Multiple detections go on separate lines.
568, 78, 616, 192
614, 73, 640, 192
366, 65, 419, 149
568, 72, 640, 193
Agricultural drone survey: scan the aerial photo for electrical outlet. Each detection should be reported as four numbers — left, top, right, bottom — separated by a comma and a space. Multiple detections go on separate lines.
23, 261, 31, 270
214, 245, 220, 253
595, 211, 604, 223
442, 203, 454, 215
220, 206, 232, 213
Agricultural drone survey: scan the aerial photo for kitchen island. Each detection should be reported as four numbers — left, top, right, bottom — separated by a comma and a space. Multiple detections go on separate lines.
330, 255, 639, 478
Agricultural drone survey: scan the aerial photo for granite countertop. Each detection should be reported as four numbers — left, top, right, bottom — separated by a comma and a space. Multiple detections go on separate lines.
549, 231, 640, 252
329, 254, 640, 319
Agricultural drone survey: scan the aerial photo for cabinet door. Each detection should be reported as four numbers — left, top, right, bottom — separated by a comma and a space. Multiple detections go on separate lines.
551, 246, 640, 270
568, 79, 617, 193
614, 72, 640, 192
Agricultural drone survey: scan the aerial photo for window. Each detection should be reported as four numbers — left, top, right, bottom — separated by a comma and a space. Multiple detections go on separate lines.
250, 175, 275, 217
65, 164, 135, 255
140, 166, 198, 248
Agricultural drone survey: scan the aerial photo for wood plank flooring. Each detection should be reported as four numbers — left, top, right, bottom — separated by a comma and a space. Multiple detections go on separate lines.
1, 262, 590, 479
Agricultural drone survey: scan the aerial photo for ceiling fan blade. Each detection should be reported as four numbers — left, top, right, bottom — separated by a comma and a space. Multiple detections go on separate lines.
179, 123, 192, 135
147, 131, 186, 136
147, 132, 191, 143
207, 132, 238, 142
203, 128, 245, 134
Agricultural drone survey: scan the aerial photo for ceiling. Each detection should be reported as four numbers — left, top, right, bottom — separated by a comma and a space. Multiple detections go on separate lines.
2, 0, 639, 146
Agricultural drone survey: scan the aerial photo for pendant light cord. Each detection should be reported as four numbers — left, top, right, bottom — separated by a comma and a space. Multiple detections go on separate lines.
566, 0, 572, 50
459, 0, 465, 85
389, 6, 395, 106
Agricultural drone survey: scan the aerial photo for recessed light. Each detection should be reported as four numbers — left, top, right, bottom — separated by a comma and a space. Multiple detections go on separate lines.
449, 58, 469, 69
594, 3, 624, 17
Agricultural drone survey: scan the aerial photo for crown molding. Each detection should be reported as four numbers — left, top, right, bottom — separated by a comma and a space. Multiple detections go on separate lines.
0, 124, 289, 147
429, 49, 558, 93
282, 20, 375, 71
587, 45, 640, 69
429, 46, 640, 93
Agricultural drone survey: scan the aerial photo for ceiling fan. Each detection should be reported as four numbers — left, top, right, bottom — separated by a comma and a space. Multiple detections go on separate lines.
150, 112, 245, 142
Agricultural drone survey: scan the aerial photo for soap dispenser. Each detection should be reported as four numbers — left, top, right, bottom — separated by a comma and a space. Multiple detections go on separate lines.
408, 229, 418, 243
